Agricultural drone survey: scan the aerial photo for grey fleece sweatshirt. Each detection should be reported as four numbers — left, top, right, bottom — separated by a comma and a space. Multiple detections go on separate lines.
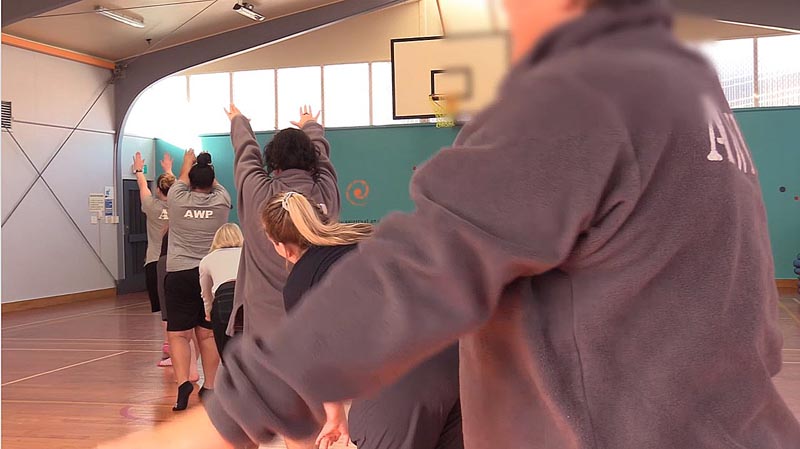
207, 2, 800, 448
226, 116, 340, 336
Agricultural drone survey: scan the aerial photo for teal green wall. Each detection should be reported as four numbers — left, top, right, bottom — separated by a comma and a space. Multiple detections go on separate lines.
735, 107, 800, 279
155, 125, 460, 225
156, 108, 800, 279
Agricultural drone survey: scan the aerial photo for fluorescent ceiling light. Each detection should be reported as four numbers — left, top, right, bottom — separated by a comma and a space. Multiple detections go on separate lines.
95, 6, 145, 28
716, 19, 800, 34
233, 2, 266, 22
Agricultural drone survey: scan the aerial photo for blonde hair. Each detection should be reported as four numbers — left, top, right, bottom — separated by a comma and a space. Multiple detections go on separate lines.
210, 223, 244, 252
157, 173, 176, 196
262, 192, 373, 248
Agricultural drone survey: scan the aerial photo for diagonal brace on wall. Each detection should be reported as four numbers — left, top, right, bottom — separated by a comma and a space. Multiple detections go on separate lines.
2, 79, 113, 228
3, 129, 117, 281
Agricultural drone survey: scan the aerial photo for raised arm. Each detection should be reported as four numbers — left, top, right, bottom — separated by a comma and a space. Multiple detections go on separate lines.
133, 152, 152, 203
160, 153, 175, 177
226, 103, 271, 223
291, 106, 339, 213
178, 149, 196, 185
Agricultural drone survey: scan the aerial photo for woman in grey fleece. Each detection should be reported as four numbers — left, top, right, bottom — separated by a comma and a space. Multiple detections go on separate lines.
100, 0, 800, 448
221, 105, 340, 342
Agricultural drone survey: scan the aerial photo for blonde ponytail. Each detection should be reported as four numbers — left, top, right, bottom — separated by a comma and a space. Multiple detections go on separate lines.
262, 192, 372, 248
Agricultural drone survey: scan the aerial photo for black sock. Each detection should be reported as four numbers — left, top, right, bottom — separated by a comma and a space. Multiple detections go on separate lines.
173, 381, 194, 411
199, 386, 213, 401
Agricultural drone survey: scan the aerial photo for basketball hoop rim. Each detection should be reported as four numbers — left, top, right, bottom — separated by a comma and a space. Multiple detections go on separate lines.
429, 93, 464, 102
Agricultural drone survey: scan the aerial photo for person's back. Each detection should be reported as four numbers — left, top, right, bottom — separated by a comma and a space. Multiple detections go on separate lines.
284, 244, 462, 449
446, 4, 795, 448
167, 182, 232, 271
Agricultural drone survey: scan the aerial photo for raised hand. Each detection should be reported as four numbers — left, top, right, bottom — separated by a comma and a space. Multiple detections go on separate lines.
133, 152, 145, 172
160, 153, 174, 174
224, 103, 242, 121
184, 149, 197, 166
290, 105, 320, 128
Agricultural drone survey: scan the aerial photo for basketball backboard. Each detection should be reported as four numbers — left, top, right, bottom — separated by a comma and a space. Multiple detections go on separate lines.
391, 33, 510, 120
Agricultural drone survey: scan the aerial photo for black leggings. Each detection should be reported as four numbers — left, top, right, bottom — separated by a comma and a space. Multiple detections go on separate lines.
348, 344, 463, 449
211, 281, 235, 361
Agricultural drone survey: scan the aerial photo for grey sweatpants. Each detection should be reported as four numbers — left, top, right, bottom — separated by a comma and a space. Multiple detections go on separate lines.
347, 344, 462, 449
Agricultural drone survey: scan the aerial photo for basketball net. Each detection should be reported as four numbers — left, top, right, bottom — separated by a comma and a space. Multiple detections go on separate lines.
429, 94, 458, 128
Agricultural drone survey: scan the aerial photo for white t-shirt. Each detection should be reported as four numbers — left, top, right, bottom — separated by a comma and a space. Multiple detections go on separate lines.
199, 247, 242, 316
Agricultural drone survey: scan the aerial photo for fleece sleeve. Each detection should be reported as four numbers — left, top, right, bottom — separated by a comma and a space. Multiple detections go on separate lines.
302, 122, 340, 217
231, 115, 271, 224
204, 75, 640, 446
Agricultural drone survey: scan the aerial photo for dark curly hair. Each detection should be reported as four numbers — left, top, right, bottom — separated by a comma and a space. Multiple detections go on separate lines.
189, 152, 215, 189
264, 128, 318, 175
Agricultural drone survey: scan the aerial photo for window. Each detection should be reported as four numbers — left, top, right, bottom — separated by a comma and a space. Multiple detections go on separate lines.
233, 70, 277, 131
371, 62, 421, 125
189, 73, 231, 134
323, 63, 370, 127
700, 39, 755, 108
125, 76, 197, 148
700, 38, 755, 109
758, 35, 800, 107
277, 66, 322, 129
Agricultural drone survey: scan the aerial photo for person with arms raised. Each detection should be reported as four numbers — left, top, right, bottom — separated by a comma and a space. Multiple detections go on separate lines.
164, 149, 231, 411
221, 104, 340, 343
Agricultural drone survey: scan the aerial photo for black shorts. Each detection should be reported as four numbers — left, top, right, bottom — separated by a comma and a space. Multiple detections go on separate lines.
211, 281, 236, 361
145, 262, 160, 313
157, 256, 168, 321
165, 268, 212, 332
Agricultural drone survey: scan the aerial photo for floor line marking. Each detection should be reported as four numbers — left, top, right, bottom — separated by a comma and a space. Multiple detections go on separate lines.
1, 338, 162, 342
1, 399, 172, 407
779, 303, 800, 326
1, 351, 128, 387
1, 348, 161, 353
2, 302, 148, 331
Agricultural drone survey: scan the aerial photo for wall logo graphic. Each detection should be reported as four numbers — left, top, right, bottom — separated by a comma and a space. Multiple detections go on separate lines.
346, 180, 370, 206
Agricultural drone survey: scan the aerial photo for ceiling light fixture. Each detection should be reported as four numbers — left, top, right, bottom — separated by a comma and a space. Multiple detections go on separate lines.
95, 6, 145, 28
233, 2, 266, 22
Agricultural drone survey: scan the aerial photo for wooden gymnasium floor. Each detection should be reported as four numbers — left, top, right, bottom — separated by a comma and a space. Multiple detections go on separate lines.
2, 292, 800, 449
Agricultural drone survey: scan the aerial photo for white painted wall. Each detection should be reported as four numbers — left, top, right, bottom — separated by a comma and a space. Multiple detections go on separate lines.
1, 44, 119, 303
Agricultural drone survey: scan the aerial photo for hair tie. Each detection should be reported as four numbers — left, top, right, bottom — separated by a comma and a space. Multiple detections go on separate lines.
282, 192, 299, 211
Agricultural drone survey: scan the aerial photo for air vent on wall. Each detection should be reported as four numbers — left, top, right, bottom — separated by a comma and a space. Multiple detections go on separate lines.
1, 101, 11, 130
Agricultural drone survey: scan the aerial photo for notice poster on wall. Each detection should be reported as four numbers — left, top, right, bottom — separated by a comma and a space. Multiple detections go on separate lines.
104, 186, 114, 217
89, 193, 104, 212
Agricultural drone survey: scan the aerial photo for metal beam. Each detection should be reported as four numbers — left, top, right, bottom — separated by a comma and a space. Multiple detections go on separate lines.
672, 0, 800, 32
2, 0, 82, 27
113, 0, 405, 134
